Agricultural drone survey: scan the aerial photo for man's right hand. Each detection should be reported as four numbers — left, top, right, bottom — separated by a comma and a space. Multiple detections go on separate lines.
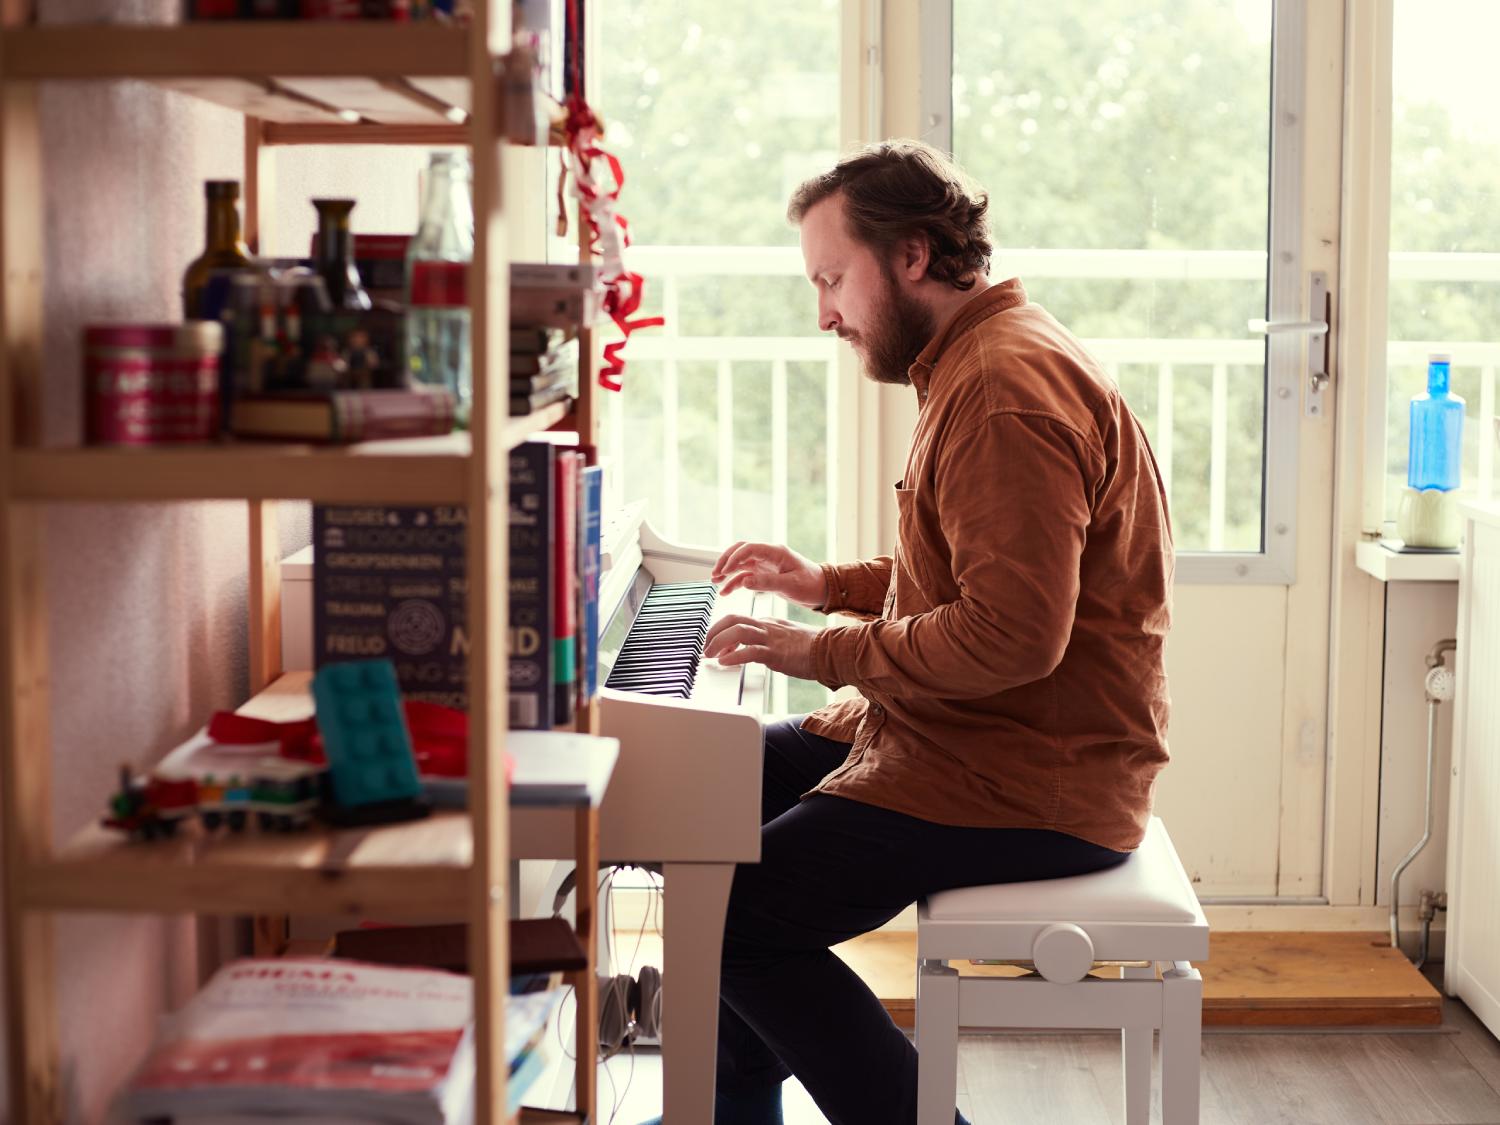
711, 542, 829, 608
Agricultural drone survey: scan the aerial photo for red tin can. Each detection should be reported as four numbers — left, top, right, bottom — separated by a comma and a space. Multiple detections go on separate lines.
84, 322, 223, 446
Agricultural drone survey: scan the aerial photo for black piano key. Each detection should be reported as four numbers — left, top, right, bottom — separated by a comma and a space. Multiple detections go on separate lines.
603, 579, 722, 699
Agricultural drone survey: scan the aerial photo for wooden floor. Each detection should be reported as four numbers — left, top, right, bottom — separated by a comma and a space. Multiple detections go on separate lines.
833, 930, 1445, 1029
952, 993, 1500, 1125
602, 928, 1496, 1123
590, 989, 1500, 1125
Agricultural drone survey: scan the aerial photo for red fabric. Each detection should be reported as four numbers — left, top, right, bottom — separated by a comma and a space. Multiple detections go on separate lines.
206, 700, 470, 778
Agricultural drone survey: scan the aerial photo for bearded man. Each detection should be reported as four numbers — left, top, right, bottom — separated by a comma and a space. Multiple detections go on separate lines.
653, 140, 1174, 1125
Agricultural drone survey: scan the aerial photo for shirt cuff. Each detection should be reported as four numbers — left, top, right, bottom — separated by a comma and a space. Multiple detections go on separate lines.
811, 624, 854, 690
816, 561, 851, 614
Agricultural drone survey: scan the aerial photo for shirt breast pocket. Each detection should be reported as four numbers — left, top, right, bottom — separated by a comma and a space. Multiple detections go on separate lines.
893, 481, 945, 607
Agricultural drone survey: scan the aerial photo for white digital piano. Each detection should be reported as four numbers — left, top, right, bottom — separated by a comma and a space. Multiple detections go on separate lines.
283, 503, 768, 1123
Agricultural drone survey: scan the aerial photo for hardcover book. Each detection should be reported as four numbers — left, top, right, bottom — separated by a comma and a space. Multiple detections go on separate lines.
510, 338, 579, 378
232, 388, 456, 443
509, 382, 573, 417
312, 504, 469, 711
551, 451, 579, 726
510, 261, 599, 289
510, 325, 573, 355
508, 442, 556, 730
580, 464, 604, 703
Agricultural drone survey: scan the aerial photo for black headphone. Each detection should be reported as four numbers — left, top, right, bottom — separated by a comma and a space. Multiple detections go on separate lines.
552, 866, 664, 1059
597, 963, 662, 1058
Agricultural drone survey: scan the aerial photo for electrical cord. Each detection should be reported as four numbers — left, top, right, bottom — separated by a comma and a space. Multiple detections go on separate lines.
550, 862, 666, 1123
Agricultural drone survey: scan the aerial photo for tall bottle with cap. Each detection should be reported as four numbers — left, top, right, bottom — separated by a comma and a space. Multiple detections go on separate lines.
182, 180, 252, 320
406, 152, 474, 427
1398, 353, 1466, 548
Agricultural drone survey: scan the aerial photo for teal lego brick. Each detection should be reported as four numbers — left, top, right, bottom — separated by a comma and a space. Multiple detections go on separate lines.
312, 659, 425, 809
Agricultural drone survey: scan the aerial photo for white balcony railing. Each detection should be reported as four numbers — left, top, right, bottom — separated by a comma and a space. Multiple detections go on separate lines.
606, 247, 1500, 554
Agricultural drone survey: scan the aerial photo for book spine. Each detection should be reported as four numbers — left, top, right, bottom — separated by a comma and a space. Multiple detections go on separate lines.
509, 289, 601, 330
510, 262, 596, 289
551, 451, 579, 726
581, 465, 603, 703
508, 443, 555, 730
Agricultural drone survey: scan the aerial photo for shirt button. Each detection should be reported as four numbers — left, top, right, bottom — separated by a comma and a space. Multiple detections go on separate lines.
869, 703, 883, 716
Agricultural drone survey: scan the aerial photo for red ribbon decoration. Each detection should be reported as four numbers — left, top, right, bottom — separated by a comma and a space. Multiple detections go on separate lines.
555, 0, 665, 393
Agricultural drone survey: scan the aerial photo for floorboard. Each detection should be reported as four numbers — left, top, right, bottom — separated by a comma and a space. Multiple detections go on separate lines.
832, 929, 1444, 1029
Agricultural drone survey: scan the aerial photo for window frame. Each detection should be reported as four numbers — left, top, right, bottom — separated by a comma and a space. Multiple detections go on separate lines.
917, 0, 1312, 585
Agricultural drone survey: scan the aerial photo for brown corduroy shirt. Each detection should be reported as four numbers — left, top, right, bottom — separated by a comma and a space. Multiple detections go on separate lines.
802, 278, 1173, 852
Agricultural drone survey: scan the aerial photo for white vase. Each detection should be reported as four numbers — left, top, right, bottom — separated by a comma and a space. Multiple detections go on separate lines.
1396, 486, 1461, 549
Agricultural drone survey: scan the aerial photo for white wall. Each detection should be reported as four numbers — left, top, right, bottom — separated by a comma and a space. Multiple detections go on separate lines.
1375, 581, 1458, 921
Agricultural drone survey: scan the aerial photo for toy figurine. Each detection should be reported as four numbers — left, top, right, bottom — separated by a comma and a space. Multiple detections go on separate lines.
101, 766, 199, 841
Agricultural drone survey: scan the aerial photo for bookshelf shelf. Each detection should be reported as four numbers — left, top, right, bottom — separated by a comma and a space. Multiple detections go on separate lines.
27, 813, 473, 916
2, 24, 468, 80
22, 670, 470, 915
1, 24, 473, 127
6, 403, 572, 503
8, 439, 471, 502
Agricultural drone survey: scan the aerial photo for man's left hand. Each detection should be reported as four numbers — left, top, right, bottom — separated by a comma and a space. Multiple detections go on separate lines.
703, 614, 820, 680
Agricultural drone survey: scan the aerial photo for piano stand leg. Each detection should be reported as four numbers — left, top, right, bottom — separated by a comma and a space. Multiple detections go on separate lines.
661, 861, 735, 1125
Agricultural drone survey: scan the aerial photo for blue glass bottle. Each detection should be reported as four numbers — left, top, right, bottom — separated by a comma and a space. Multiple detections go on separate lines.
1408, 354, 1464, 491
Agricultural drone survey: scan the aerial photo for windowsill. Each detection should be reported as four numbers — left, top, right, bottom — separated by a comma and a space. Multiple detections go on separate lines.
1355, 540, 1461, 584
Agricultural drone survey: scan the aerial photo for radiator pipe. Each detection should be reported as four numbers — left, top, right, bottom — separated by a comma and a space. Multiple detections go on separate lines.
1390, 638, 1456, 954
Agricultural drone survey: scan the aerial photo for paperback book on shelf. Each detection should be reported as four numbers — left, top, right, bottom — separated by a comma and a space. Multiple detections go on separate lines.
113, 959, 475, 1125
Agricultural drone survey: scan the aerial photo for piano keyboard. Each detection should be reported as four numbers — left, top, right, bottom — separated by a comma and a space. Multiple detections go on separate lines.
603, 581, 717, 697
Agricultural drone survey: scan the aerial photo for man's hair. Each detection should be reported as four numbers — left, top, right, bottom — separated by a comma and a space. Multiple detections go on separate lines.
786, 140, 992, 292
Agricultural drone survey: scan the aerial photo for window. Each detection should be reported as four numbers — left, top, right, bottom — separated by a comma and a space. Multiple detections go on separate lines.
587, 1, 843, 711
1382, 0, 1500, 519
934, 0, 1309, 580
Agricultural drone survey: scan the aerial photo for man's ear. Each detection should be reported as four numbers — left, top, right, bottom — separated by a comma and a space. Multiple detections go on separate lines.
896, 235, 931, 282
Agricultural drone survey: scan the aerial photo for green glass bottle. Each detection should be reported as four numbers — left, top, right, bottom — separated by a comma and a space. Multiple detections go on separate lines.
312, 198, 372, 312
181, 180, 252, 320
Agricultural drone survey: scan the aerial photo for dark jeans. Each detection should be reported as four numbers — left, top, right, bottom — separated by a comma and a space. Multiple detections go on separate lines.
712, 717, 1129, 1125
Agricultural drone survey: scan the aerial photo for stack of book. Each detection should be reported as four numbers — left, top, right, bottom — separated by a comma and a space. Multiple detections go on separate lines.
310, 440, 603, 732
509, 262, 601, 418
510, 328, 578, 418
506, 440, 604, 730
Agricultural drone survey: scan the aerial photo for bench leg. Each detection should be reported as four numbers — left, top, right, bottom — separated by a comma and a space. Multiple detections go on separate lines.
916, 958, 960, 1125
1161, 961, 1203, 1125
1121, 964, 1156, 1125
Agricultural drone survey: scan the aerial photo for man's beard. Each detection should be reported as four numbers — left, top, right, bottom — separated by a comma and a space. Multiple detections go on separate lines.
838, 263, 938, 386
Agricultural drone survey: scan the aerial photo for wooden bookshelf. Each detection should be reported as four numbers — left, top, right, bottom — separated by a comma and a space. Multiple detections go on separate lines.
0, 7, 583, 1122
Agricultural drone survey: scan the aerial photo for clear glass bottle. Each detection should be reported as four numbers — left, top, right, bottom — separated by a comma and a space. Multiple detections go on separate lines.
182, 180, 252, 320
1408, 353, 1465, 492
406, 152, 474, 425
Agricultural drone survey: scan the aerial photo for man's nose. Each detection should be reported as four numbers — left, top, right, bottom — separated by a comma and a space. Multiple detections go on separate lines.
818, 296, 840, 334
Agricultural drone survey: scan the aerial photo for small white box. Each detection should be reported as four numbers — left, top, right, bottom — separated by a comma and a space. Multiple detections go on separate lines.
281, 545, 314, 672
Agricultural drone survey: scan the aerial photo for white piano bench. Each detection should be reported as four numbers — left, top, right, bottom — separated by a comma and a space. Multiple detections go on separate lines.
915, 817, 1209, 1125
